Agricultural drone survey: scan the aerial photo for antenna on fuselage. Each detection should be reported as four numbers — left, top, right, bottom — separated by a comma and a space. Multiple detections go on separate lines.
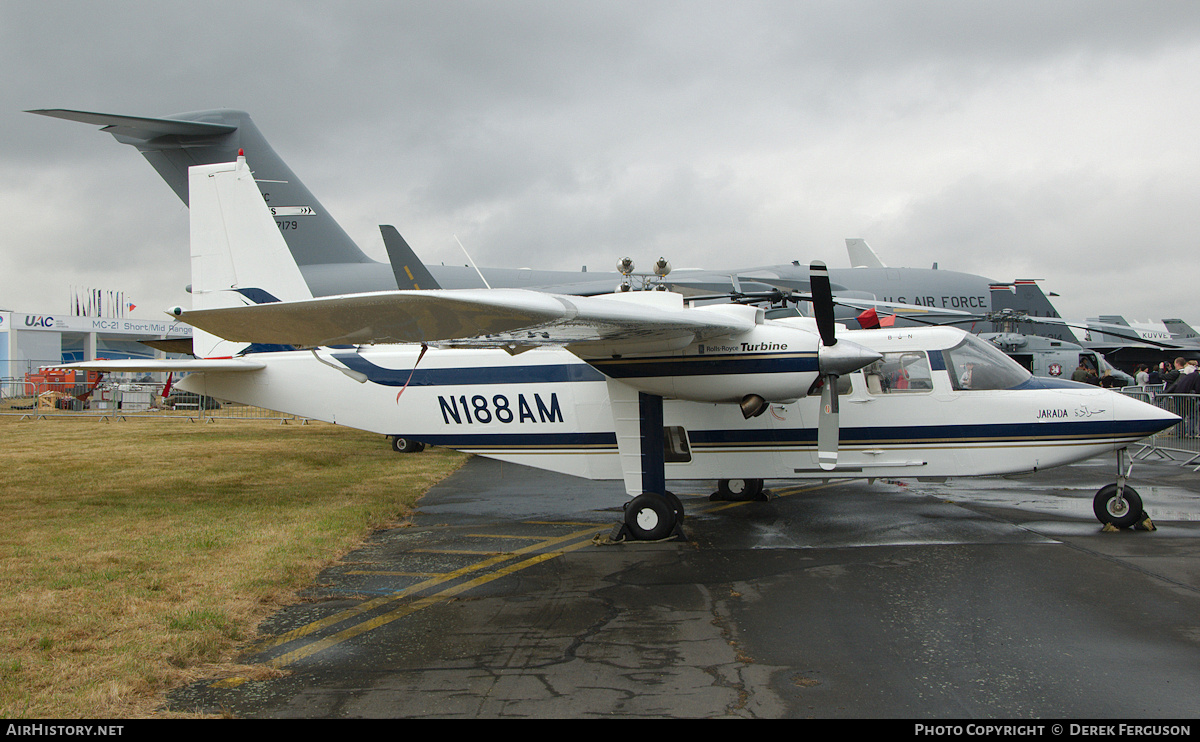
453, 234, 491, 289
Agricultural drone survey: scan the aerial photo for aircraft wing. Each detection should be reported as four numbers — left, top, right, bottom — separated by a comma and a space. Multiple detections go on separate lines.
175, 288, 757, 352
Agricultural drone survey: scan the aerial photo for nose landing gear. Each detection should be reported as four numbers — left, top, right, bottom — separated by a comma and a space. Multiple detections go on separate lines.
1093, 448, 1155, 531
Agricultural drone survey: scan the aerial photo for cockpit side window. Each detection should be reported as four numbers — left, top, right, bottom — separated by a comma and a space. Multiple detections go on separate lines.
863, 352, 933, 394
944, 335, 1032, 391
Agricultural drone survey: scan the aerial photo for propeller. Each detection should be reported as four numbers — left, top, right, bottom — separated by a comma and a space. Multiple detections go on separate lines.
810, 261, 882, 471
810, 261, 836, 346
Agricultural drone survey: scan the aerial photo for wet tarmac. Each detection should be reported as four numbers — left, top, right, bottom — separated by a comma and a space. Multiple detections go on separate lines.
168, 453, 1200, 718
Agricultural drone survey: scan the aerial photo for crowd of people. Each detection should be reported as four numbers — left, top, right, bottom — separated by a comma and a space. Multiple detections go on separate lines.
1132, 358, 1200, 438
1132, 358, 1200, 393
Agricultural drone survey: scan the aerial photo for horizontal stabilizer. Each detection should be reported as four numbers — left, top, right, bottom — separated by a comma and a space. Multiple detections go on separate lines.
33, 107, 373, 270
44, 359, 265, 373
27, 109, 236, 140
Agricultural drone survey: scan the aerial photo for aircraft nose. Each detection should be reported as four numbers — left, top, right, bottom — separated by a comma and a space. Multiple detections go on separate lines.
1112, 390, 1180, 436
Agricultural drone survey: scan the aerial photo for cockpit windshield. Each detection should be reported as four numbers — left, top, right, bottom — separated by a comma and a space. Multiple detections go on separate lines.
944, 334, 1032, 391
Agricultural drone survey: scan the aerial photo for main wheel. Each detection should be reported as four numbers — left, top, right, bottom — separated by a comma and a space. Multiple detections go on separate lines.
391, 436, 424, 453
1093, 484, 1143, 529
662, 490, 685, 525
623, 493, 677, 540
715, 478, 764, 501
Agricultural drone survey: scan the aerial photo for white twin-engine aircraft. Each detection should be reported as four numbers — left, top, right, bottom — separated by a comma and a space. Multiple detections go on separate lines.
63, 156, 1178, 540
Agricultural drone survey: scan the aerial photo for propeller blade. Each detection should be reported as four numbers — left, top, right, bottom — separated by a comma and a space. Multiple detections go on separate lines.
810, 261, 836, 347
818, 374, 839, 470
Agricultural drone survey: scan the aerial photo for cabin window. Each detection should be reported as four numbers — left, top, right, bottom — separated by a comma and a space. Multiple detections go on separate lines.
863, 352, 933, 394
944, 335, 1032, 391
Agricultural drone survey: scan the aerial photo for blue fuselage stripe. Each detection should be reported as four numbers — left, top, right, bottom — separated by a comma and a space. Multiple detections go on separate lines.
334, 354, 606, 386
334, 352, 818, 386
410, 419, 1166, 451
590, 353, 817, 378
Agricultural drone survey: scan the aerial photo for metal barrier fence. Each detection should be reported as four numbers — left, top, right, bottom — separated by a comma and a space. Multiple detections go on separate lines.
1119, 388, 1200, 467
0, 378, 305, 423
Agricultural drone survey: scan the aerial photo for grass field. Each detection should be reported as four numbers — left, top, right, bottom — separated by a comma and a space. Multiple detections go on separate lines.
0, 416, 468, 718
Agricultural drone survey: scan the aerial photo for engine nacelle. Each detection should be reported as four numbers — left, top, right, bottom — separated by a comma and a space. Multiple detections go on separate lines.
585, 324, 820, 404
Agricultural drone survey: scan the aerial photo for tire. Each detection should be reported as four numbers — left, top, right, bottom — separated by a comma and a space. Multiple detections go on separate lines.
623, 493, 677, 540
716, 478, 764, 501
1093, 484, 1143, 529
663, 490, 685, 522
391, 436, 424, 453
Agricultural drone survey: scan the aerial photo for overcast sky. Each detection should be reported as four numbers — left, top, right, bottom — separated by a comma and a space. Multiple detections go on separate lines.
3, 0, 1199, 330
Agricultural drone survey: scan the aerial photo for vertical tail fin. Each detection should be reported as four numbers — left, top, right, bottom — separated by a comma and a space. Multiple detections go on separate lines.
1163, 319, 1200, 343
845, 238, 886, 269
380, 225, 442, 290
989, 280, 1076, 341
188, 154, 313, 357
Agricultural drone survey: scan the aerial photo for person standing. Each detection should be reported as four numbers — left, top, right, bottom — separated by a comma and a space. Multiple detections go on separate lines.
1170, 362, 1200, 436
1072, 362, 1092, 384
1163, 357, 1186, 389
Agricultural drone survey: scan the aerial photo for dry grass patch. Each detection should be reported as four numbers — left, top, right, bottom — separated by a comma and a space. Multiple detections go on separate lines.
0, 417, 467, 717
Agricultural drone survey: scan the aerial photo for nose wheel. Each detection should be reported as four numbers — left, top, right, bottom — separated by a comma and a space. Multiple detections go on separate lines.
1093, 483, 1144, 529
1094, 448, 1154, 531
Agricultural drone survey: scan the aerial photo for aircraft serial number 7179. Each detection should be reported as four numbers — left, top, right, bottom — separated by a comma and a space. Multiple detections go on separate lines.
60, 156, 1178, 540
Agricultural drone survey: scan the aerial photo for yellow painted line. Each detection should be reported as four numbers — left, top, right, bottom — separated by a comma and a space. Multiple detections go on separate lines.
244, 525, 607, 656
345, 571, 447, 577
411, 548, 507, 555
468, 533, 546, 540
265, 535, 601, 669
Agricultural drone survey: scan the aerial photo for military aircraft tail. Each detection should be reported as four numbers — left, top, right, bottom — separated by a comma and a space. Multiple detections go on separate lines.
988, 280, 1077, 341
28, 108, 374, 273
845, 238, 886, 269
381, 225, 442, 290
1163, 319, 1200, 345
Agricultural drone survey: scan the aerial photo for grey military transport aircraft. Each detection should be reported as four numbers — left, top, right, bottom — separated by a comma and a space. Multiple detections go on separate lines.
31, 107, 1066, 332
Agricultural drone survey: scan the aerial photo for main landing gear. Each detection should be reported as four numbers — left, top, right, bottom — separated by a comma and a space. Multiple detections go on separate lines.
611, 478, 772, 542
613, 491, 687, 542
711, 478, 768, 501
1093, 448, 1154, 531
390, 436, 425, 453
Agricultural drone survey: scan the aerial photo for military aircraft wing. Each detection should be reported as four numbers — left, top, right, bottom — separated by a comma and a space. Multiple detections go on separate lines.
176, 288, 757, 352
